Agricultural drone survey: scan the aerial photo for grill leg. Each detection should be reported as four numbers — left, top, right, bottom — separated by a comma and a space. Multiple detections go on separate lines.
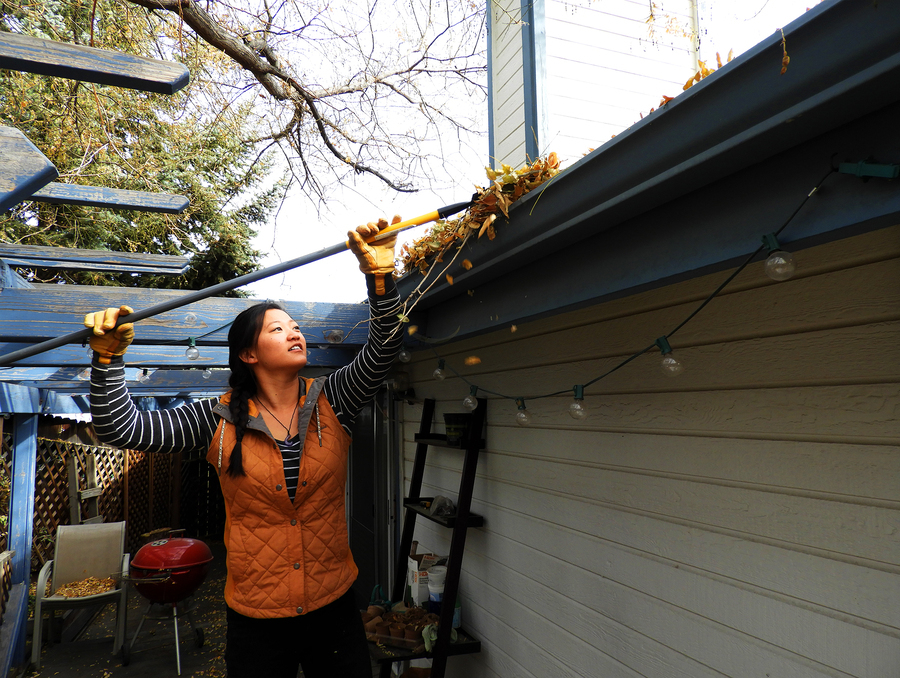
172, 603, 182, 676
129, 602, 153, 650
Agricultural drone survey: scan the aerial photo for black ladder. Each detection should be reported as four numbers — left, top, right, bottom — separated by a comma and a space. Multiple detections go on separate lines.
374, 397, 486, 678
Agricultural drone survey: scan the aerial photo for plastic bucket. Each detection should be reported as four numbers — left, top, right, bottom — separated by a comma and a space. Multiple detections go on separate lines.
427, 566, 447, 587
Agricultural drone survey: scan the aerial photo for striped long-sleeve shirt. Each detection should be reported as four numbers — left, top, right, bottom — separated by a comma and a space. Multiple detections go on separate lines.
90, 276, 403, 468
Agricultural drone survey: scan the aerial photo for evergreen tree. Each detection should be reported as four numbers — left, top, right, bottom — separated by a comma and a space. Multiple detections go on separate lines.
0, 0, 277, 295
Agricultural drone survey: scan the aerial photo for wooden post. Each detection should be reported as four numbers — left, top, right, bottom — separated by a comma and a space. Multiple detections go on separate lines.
9, 414, 37, 665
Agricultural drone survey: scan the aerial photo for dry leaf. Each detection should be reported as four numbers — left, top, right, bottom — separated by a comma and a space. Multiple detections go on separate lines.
407, 325, 418, 335
510, 325, 517, 333
467, 289, 475, 297
446, 274, 454, 285
462, 259, 473, 270
464, 356, 481, 366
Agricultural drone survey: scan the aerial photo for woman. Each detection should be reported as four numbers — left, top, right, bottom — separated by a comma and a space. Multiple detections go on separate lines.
85, 218, 404, 677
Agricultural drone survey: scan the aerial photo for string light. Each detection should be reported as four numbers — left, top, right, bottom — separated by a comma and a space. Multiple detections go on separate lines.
433, 359, 446, 381
515, 398, 531, 426
762, 233, 796, 281
202, 368, 213, 379
184, 312, 198, 326
185, 337, 200, 361
569, 385, 587, 419
398, 347, 412, 363
656, 336, 684, 376
462, 385, 479, 411
138, 369, 151, 384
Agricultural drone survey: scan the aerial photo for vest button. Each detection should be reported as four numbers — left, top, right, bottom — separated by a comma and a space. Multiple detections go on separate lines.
294, 563, 300, 569
276, 484, 282, 491
296, 606, 303, 614
290, 519, 297, 526
301, 481, 307, 487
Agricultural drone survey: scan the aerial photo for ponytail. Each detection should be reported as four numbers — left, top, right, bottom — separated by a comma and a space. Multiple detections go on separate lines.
225, 302, 285, 477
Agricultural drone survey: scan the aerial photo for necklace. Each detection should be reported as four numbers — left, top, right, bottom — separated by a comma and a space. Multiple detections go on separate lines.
255, 397, 297, 438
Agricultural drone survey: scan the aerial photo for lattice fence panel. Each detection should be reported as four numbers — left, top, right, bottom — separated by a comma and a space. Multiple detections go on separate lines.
126, 450, 150, 555
151, 454, 172, 531
30, 439, 70, 566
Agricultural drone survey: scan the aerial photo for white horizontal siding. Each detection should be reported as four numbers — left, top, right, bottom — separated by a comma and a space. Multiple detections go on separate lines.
400, 223, 900, 677
491, 0, 528, 167
544, 0, 697, 163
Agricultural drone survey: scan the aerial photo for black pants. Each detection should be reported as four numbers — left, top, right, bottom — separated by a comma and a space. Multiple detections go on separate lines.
225, 588, 372, 678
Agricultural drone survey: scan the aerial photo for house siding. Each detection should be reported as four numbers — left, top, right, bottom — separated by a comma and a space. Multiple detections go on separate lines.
400, 224, 900, 676
490, 0, 527, 166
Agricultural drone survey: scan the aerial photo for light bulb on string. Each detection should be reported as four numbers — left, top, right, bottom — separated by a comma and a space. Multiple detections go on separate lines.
433, 359, 446, 381
184, 312, 198, 326
138, 369, 151, 384
656, 336, 684, 377
762, 233, 796, 281
324, 329, 344, 344
462, 385, 479, 411
77, 367, 91, 381
515, 398, 531, 426
185, 337, 200, 361
397, 347, 412, 363
569, 385, 587, 420
202, 369, 213, 379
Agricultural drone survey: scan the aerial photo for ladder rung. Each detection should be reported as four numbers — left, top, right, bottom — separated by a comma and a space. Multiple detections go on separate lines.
79, 487, 103, 499
82, 516, 104, 524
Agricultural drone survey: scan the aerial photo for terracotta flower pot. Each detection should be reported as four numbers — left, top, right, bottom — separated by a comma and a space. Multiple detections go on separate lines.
389, 623, 406, 638
374, 622, 391, 637
364, 615, 383, 633
367, 605, 386, 617
404, 626, 421, 641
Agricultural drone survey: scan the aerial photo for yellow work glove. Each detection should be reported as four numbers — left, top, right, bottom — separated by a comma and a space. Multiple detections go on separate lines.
84, 305, 135, 364
347, 215, 401, 296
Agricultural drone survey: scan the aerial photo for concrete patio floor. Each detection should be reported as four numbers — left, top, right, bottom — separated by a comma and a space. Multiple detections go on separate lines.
19, 539, 385, 678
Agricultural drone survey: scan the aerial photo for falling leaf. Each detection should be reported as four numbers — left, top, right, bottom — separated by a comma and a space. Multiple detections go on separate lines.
716, 52, 723, 69
510, 325, 517, 333
407, 325, 418, 335
464, 356, 481, 366
467, 289, 475, 297
462, 259, 473, 270
446, 274, 454, 285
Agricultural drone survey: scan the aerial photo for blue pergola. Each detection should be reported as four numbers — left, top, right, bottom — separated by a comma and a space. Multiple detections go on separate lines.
0, 31, 369, 672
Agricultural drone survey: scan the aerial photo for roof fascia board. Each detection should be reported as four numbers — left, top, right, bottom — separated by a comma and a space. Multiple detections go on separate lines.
410, 95, 900, 341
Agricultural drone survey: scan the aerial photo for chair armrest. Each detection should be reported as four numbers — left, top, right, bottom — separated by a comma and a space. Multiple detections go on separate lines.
35, 559, 54, 601
121, 553, 130, 579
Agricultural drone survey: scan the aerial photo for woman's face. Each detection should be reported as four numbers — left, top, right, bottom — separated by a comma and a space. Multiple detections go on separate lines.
240, 309, 307, 373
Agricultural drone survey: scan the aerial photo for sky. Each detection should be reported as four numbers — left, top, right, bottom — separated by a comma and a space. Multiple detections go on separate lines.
242, 0, 822, 305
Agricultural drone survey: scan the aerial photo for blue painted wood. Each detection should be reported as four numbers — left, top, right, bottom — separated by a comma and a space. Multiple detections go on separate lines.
0, 384, 40, 414
399, 1, 900, 341
0, 31, 189, 95
9, 415, 37, 584
0, 126, 58, 212
0, 260, 33, 289
31, 183, 190, 214
0, 244, 190, 275
0, 342, 358, 369
0, 285, 371, 346
0, 584, 27, 675
29, 183, 189, 214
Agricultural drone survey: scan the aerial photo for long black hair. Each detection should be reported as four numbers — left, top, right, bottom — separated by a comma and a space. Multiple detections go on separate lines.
225, 301, 286, 477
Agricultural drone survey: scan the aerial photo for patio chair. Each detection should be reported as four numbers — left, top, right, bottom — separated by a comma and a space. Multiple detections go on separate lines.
31, 521, 129, 669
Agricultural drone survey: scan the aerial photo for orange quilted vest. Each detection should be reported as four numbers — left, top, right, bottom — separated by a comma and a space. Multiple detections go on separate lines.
206, 377, 357, 618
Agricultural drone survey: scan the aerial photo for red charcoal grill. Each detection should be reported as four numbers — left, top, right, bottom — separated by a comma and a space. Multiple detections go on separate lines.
126, 535, 214, 675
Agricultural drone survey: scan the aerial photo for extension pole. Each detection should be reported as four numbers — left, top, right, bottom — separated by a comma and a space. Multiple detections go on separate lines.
0, 200, 472, 366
